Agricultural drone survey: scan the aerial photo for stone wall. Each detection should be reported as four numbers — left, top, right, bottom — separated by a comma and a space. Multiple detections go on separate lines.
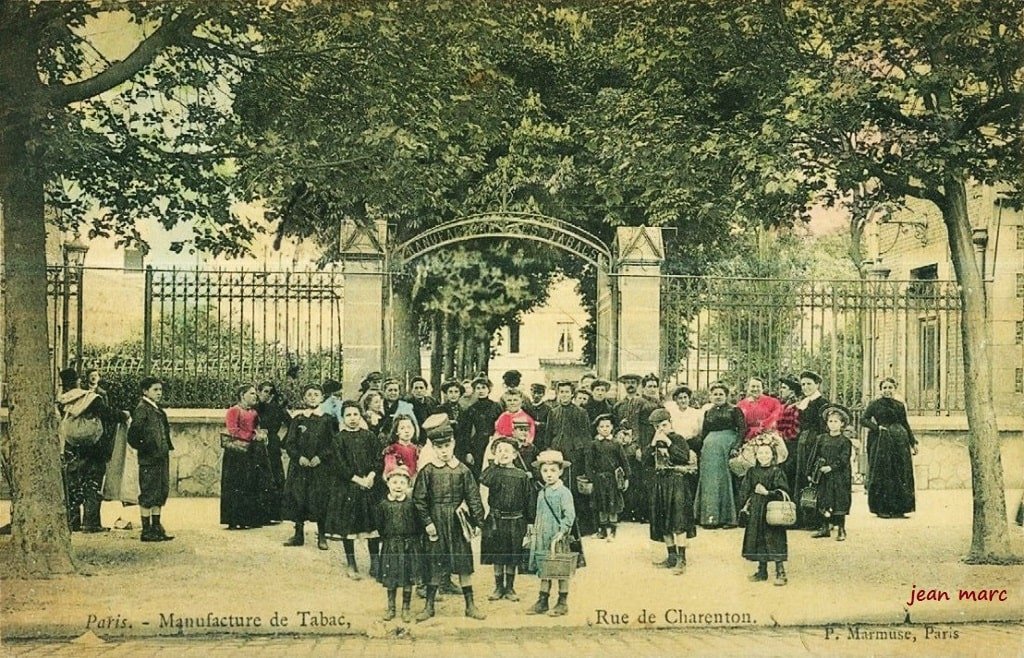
1, 410, 1021, 496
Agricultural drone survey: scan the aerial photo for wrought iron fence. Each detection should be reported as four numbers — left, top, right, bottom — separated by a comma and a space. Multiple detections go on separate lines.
32, 266, 347, 408
660, 276, 964, 415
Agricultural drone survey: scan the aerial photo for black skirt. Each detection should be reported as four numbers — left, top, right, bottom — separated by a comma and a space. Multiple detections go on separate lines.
591, 471, 624, 516
481, 514, 528, 566
220, 447, 264, 528
378, 536, 423, 588
649, 471, 696, 540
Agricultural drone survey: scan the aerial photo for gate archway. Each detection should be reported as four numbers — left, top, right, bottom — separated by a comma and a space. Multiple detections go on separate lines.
338, 215, 663, 397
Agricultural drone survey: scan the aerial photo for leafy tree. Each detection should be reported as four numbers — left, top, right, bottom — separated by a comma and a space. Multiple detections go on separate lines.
755, 0, 1024, 562
1, 2, 260, 576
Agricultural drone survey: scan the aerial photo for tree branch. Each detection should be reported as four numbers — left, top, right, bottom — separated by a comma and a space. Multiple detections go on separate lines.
45, 10, 201, 107
866, 161, 944, 205
957, 90, 1024, 138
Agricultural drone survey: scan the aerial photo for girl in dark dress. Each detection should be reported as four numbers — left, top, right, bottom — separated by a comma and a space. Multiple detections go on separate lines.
793, 371, 829, 529
479, 438, 534, 602
861, 378, 918, 518
329, 399, 383, 580
282, 385, 337, 549
810, 406, 853, 541
375, 464, 422, 622
645, 409, 698, 574
586, 414, 631, 541
739, 441, 790, 586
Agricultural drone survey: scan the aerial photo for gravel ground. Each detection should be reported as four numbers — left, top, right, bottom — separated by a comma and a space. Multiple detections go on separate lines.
1, 488, 1022, 644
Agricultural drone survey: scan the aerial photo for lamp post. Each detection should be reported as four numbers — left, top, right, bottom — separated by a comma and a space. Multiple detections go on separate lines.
62, 235, 89, 371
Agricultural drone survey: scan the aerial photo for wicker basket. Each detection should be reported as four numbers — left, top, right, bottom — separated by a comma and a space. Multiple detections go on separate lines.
537, 551, 578, 579
576, 477, 594, 495
765, 491, 797, 527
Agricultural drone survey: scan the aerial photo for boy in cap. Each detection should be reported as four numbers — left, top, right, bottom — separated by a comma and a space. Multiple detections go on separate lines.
412, 413, 487, 621
527, 382, 551, 450
126, 376, 175, 542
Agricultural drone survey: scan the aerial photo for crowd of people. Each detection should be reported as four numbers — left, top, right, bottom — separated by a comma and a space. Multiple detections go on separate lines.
54, 365, 921, 620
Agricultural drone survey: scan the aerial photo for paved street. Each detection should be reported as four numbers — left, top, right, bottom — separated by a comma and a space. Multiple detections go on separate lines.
2, 488, 1023, 657
3, 623, 1022, 658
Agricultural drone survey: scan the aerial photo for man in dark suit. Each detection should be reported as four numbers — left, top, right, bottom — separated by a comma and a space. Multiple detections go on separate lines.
127, 376, 174, 542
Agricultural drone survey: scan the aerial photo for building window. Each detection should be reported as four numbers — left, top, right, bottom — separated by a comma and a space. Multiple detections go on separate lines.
919, 318, 939, 391
1017, 321, 1024, 346
1017, 273, 1024, 299
1017, 225, 1024, 251
909, 264, 938, 300
557, 322, 574, 353
508, 321, 521, 354
1017, 368, 1024, 395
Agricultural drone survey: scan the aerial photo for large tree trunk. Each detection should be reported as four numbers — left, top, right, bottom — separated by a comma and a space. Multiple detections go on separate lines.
940, 176, 1017, 563
387, 275, 421, 385
0, 18, 75, 576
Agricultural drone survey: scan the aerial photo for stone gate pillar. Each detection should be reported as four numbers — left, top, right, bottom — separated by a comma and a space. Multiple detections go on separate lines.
339, 218, 388, 399
595, 254, 616, 382
614, 227, 664, 378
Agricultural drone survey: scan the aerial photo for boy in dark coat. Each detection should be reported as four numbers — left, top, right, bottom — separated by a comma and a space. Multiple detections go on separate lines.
126, 376, 174, 542
412, 413, 487, 622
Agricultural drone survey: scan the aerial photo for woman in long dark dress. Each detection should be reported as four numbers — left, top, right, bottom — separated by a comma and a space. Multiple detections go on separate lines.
695, 383, 747, 529
793, 370, 829, 529
739, 440, 790, 585
221, 385, 266, 529
255, 382, 291, 524
861, 378, 918, 518
809, 406, 853, 541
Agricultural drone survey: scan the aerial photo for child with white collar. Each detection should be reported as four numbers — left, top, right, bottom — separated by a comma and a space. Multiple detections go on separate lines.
375, 464, 421, 622
282, 384, 337, 549
412, 414, 487, 622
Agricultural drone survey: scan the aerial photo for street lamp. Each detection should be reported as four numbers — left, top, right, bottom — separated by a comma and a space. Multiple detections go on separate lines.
61, 235, 89, 371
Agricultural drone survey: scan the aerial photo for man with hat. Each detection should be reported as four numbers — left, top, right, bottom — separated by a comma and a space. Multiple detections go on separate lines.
613, 374, 660, 523
412, 413, 487, 621
359, 371, 384, 395
546, 380, 595, 534
527, 382, 551, 450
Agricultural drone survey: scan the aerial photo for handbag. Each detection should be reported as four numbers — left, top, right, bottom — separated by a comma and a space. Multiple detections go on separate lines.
220, 433, 251, 453
798, 485, 817, 511
614, 466, 627, 491
766, 491, 797, 527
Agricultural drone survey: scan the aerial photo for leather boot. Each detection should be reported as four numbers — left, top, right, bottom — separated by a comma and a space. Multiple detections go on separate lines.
383, 589, 397, 621
811, 522, 831, 538
504, 572, 519, 601
463, 586, 486, 620
526, 592, 549, 615
283, 523, 304, 546
596, 525, 607, 539
608, 524, 617, 541
673, 548, 687, 575
549, 592, 568, 616
401, 590, 413, 623
140, 517, 159, 542
415, 586, 436, 622
152, 515, 174, 541
774, 562, 788, 586
654, 546, 678, 568
748, 562, 769, 582
488, 573, 505, 601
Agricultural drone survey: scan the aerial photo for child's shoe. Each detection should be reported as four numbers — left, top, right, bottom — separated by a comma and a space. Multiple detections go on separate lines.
317, 534, 329, 550
503, 573, 519, 601
748, 562, 769, 582
596, 526, 607, 539
283, 524, 304, 546
463, 587, 486, 620
836, 526, 847, 541
488, 574, 505, 601
526, 592, 550, 615
383, 604, 396, 621
346, 565, 362, 580
548, 593, 568, 616
608, 524, 617, 542
774, 563, 788, 586
415, 586, 437, 622
811, 523, 831, 538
